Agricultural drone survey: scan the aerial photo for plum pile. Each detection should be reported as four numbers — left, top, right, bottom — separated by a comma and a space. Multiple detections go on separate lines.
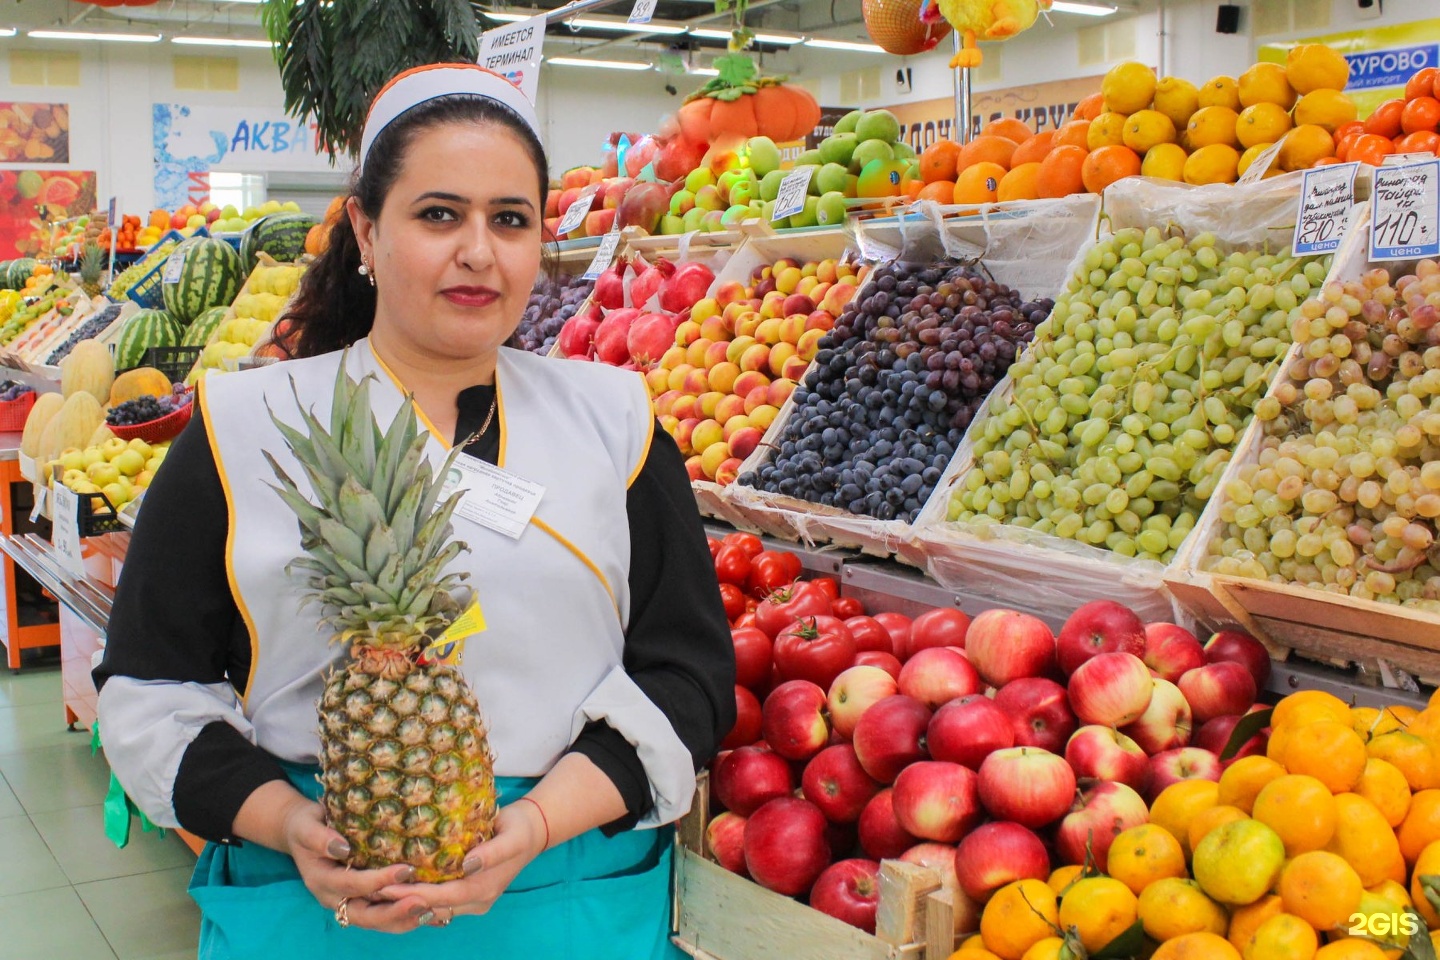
46, 304, 124, 364
738, 261, 1052, 523
512, 273, 595, 354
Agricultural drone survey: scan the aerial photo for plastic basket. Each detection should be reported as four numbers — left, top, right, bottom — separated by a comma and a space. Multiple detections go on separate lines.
78, 490, 126, 537
0, 390, 37, 431
139, 345, 203, 382
126, 259, 167, 309
107, 401, 192, 444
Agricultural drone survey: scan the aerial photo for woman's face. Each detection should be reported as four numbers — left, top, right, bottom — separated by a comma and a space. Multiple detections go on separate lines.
352, 121, 543, 364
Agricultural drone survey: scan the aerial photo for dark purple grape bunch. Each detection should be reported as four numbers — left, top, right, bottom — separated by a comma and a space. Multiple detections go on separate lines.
512, 273, 596, 354
0, 380, 34, 402
47, 304, 123, 365
738, 260, 1052, 524
107, 385, 192, 426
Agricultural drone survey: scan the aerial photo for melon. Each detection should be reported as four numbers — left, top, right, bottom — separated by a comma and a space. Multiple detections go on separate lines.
38, 391, 103, 464
184, 306, 228, 348
240, 214, 316, 270
60, 339, 115, 403
162, 237, 244, 325
20, 391, 65, 458
115, 309, 183, 371
109, 367, 172, 406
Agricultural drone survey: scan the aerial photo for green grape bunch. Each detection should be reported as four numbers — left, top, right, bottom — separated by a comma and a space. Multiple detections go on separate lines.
105, 240, 178, 300
947, 225, 1330, 564
1203, 259, 1440, 611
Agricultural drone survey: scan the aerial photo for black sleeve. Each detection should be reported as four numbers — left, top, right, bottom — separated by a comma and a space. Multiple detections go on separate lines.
93, 409, 288, 843
567, 422, 737, 834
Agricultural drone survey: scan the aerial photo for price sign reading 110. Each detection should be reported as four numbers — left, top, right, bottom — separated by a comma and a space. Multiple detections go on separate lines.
1369, 158, 1440, 263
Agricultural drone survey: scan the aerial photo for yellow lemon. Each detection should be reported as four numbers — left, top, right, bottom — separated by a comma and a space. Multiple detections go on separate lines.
1193, 819, 1287, 906
1293, 89, 1358, 133
1236, 103, 1293, 149
1087, 111, 1128, 150
1103, 61, 1158, 115
1138, 877, 1230, 942
1183, 143, 1241, 185
1239, 61, 1297, 109
1142, 143, 1188, 181
1287, 43, 1353, 94
1153, 76, 1200, 128
1186, 105, 1240, 148
1198, 75, 1241, 110
1123, 108, 1177, 153
1278, 124, 1336, 172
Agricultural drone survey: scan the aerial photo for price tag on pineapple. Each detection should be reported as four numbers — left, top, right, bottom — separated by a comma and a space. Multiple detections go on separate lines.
162, 253, 184, 284
1293, 161, 1359, 256
1369, 157, 1440, 262
555, 184, 598, 238
582, 227, 623, 281
51, 483, 86, 578
628, 0, 657, 24
1237, 140, 1285, 185
773, 167, 815, 221
439, 455, 546, 540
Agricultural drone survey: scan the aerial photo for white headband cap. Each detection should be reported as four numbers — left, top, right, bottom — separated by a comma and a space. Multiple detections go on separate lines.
360, 64, 542, 170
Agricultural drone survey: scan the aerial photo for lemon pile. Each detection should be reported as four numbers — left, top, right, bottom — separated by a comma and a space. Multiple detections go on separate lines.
1093, 45, 1355, 187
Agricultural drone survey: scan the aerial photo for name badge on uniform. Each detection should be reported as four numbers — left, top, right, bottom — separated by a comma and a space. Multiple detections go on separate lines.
439, 453, 545, 540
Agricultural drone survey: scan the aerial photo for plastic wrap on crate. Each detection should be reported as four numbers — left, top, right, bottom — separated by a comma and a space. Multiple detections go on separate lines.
907, 175, 1316, 625
719, 199, 1101, 561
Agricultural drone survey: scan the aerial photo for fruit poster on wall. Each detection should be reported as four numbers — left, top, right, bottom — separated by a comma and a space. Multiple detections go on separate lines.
1258, 17, 1440, 119
0, 103, 69, 163
152, 103, 336, 209
0, 170, 95, 258
881, 74, 1106, 150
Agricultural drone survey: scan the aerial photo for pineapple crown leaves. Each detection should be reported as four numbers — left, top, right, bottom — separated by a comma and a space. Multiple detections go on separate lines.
263, 354, 473, 645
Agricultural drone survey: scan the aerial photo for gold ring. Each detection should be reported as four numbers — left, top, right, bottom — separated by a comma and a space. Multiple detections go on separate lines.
335, 897, 351, 928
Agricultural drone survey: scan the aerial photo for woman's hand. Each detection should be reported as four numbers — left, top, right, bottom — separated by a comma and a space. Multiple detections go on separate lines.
278, 795, 434, 933
374, 798, 548, 925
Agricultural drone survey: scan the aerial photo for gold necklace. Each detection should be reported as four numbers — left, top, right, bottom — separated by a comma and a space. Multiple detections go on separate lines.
457, 396, 498, 450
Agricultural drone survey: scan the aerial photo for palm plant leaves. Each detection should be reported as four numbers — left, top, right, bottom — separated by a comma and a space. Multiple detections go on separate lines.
260, 0, 491, 160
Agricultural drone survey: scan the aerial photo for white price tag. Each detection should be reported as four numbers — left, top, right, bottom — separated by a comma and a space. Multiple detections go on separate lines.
439, 454, 546, 540
1369, 158, 1440, 262
1294, 162, 1359, 256
628, 0, 657, 24
162, 253, 184, 284
28, 481, 45, 524
50, 484, 86, 578
555, 185, 598, 237
1237, 140, 1285, 185
1383, 153, 1436, 166
106, 196, 118, 226
582, 228, 623, 280
773, 167, 815, 221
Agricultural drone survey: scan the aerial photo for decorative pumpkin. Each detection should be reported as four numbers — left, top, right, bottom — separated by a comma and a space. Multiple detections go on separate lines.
864, 0, 952, 56
919, 0, 1051, 68
676, 56, 822, 147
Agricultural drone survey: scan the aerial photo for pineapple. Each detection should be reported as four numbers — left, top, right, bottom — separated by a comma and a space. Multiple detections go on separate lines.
79, 242, 103, 298
264, 358, 497, 882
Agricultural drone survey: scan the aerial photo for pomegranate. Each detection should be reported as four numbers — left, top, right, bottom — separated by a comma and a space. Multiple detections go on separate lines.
660, 262, 716, 313
655, 138, 707, 182
593, 307, 640, 365
557, 311, 601, 358
594, 257, 627, 310
630, 259, 673, 310
628, 311, 681, 368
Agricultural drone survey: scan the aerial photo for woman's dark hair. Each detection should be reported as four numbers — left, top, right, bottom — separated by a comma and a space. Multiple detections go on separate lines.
279, 90, 551, 359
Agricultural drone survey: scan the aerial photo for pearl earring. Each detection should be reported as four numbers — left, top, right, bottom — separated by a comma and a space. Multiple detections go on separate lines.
358, 259, 376, 287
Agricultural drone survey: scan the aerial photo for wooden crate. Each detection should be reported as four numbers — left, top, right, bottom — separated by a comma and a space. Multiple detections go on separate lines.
1166, 202, 1440, 678
672, 775, 956, 960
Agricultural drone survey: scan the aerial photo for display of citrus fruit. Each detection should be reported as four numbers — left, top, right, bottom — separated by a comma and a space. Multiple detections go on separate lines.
1198, 75, 1242, 110
1152, 780, 1221, 858
1152, 932, 1242, 960
1108, 823, 1187, 895
1241, 912, 1318, 960
1237, 143, 1277, 179
1019, 938, 1073, 960
1282, 721, 1368, 793
1088, 112, 1128, 150
1081, 145, 1142, 194
1186, 106, 1241, 148
1154, 76, 1200, 128
980, 880, 1059, 960
1219, 756, 1287, 814
1193, 819, 1286, 905
1123, 109, 1177, 153
1183, 144, 1240, 185
1189, 805, 1250, 852
1142, 143, 1188, 181
1138, 877, 1229, 942
1047, 865, 1085, 896
1227, 895, 1285, 952
1313, 941, 1391, 959
1278, 850, 1364, 933
1287, 43, 1352, 93
1399, 789, 1440, 865
1058, 877, 1138, 953
1278, 124, 1337, 171
1102, 62, 1158, 115
1328, 793, 1406, 887
997, 163, 1041, 202
1294, 89, 1359, 133
1238, 62, 1296, 109
1411, 840, 1440, 927
1236, 103, 1293, 150
1274, 691, 1352, 730
1253, 774, 1336, 855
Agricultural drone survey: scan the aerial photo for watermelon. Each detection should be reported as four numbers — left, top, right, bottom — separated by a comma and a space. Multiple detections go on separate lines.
240, 214, 316, 270
184, 306, 227, 348
1, 259, 37, 289
162, 237, 243, 326
115, 309, 182, 370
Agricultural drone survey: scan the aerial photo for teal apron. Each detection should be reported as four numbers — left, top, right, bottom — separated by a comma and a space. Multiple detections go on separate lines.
188, 763, 684, 960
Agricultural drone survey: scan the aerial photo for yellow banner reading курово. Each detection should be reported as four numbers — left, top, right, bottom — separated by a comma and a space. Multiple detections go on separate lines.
1259, 17, 1440, 119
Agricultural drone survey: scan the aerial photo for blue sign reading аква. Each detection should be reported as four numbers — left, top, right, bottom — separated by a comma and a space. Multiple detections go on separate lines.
1344, 43, 1438, 90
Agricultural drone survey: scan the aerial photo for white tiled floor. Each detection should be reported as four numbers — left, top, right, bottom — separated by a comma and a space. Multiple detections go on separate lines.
0, 661, 199, 960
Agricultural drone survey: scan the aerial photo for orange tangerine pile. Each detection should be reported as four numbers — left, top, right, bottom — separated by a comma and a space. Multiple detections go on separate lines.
914, 44, 1358, 207
1339, 68, 1440, 165
948, 688, 1440, 960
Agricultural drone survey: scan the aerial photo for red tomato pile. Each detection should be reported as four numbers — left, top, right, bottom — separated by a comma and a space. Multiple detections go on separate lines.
1342, 67, 1440, 163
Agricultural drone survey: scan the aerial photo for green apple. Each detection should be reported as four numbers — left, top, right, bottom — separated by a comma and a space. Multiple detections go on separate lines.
87, 461, 120, 487
819, 133, 858, 168
685, 167, 717, 193
720, 204, 754, 228
851, 139, 895, 173
795, 149, 824, 167
694, 185, 726, 212
834, 109, 863, 135
894, 141, 917, 161
815, 191, 848, 227
220, 204, 239, 219
729, 182, 758, 207
101, 437, 129, 462
759, 169, 787, 202
681, 207, 707, 232
659, 214, 686, 235
855, 110, 901, 144
126, 438, 152, 457
763, 200, 785, 227
746, 136, 782, 178
788, 196, 821, 229
59, 449, 86, 472
112, 449, 146, 478
670, 189, 696, 216
815, 162, 849, 196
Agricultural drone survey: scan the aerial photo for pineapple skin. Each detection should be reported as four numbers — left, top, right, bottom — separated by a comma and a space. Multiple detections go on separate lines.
319, 658, 497, 883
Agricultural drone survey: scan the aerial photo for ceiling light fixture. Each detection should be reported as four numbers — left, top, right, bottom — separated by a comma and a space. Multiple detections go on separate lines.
28, 29, 161, 42
547, 56, 653, 70
688, 27, 800, 43
483, 11, 534, 21
803, 37, 885, 52
688, 67, 720, 76
1049, 2, 1119, 15
0, 29, 16, 38
172, 37, 274, 48
566, 17, 687, 33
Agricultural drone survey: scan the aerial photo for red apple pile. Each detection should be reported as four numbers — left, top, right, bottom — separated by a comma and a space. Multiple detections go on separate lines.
700, 551, 1276, 936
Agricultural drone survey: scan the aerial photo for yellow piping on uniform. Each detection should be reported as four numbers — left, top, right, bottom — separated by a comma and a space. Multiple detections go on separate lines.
530, 516, 620, 621
367, 340, 449, 448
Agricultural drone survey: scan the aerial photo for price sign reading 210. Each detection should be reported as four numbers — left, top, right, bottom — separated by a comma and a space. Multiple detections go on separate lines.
1370, 158, 1440, 262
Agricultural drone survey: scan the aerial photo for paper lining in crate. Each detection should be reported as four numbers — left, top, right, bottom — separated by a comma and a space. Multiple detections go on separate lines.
33, 300, 138, 374
719, 197, 1100, 560
672, 773, 959, 960
9, 292, 102, 365
1165, 202, 1440, 679
905, 174, 1330, 625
